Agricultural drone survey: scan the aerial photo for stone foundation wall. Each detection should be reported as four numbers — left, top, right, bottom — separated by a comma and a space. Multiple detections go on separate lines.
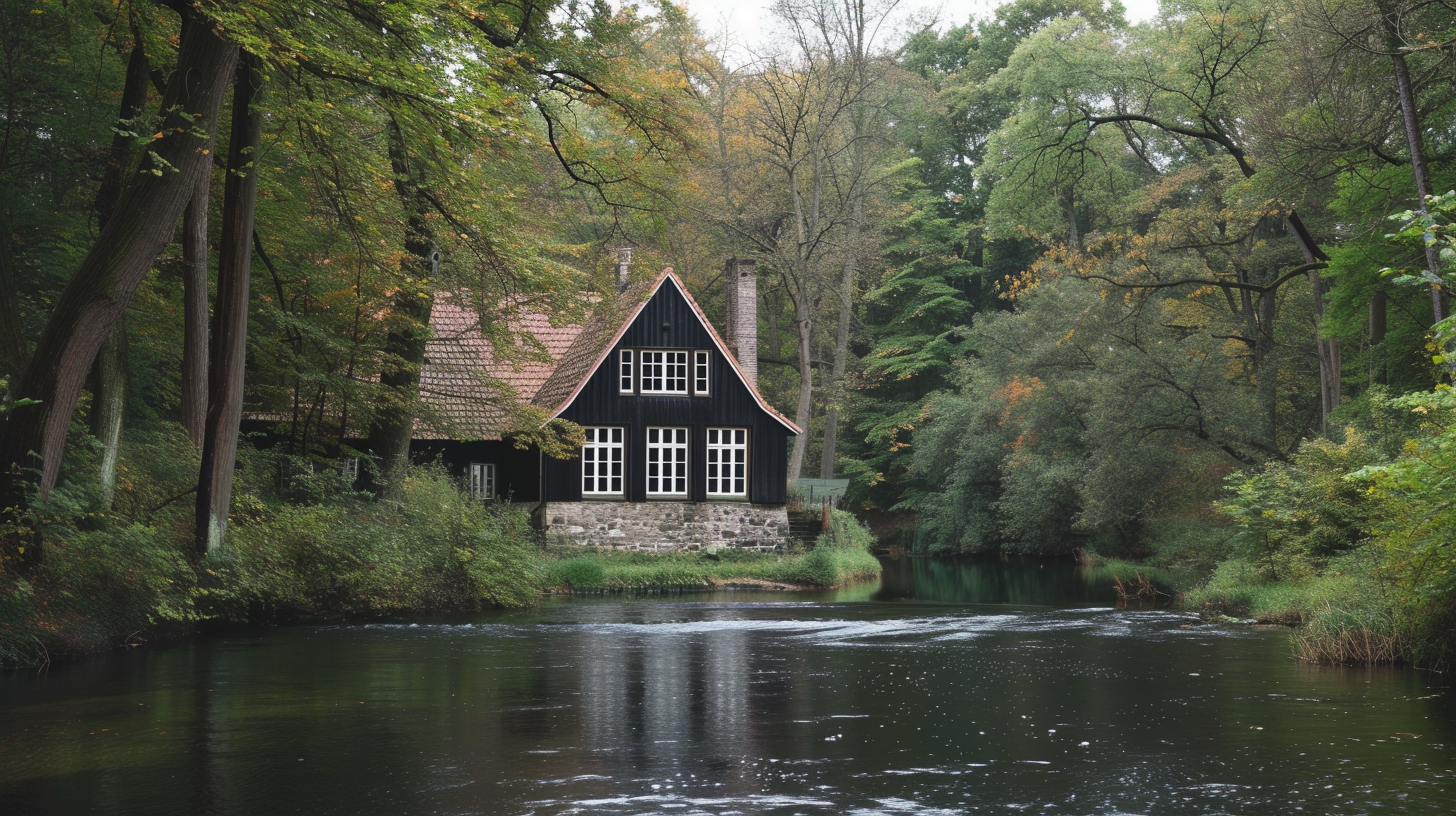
537, 501, 791, 551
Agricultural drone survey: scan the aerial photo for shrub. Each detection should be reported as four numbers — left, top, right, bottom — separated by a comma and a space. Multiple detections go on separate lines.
223, 466, 542, 619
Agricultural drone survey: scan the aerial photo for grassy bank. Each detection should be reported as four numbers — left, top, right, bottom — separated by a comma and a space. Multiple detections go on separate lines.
542, 509, 882, 592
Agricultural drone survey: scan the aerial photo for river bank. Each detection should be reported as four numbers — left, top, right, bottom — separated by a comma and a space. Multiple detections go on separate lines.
0, 466, 880, 671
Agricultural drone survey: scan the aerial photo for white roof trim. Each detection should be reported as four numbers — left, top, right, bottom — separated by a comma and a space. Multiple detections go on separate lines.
547, 271, 801, 435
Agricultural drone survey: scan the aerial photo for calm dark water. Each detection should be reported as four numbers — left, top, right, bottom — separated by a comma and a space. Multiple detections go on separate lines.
2, 559, 1453, 816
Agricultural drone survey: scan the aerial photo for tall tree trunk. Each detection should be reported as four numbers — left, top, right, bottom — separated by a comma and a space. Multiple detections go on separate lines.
87, 43, 151, 508
196, 52, 263, 556
821, 199, 862, 480
787, 273, 814, 483
0, 15, 237, 569
90, 325, 126, 507
181, 172, 211, 450
364, 118, 435, 500
1283, 212, 1338, 428
1379, 3, 1445, 323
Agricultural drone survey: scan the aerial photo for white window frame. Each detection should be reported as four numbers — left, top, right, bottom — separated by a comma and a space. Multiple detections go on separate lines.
640, 350, 689, 395
619, 348, 634, 394
341, 457, 360, 482
469, 462, 496, 500
706, 428, 748, 498
582, 427, 625, 496
646, 426, 689, 496
694, 350, 710, 396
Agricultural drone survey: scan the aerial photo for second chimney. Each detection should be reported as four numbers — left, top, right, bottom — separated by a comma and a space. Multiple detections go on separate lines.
615, 246, 632, 292
724, 258, 758, 386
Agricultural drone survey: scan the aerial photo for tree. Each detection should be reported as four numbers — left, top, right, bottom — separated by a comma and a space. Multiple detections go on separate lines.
0, 4, 238, 567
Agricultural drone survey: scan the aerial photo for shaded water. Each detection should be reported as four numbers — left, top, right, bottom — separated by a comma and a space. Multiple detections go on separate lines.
2, 559, 1452, 815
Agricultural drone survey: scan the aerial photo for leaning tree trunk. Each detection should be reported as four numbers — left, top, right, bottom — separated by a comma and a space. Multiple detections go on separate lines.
364, 118, 436, 501
88, 42, 151, 508
0, 16, 237, 569
196, 53, 263, 557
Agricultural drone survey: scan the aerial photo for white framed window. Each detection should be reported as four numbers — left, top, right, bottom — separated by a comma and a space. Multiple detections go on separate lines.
469, 462, 496, 499
706, 428, 747, 497
646, 427, 689, 496
582, 427, 624, 495
619, 348, 634, 394
694, 350, 710, 396
640, 350, 688, 395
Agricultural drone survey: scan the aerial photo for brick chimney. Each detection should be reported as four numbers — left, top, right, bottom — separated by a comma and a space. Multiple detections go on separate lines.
615, 246, 632, 293
724, 258, 758, 386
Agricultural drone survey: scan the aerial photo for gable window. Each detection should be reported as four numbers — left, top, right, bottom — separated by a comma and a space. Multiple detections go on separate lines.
619, 349, 634, 394
469, 462, 496, 500
694, 350, 710, 396
640, 350, 688, 395
646, 427, 689, 496
582, 427, 624, 496
706, 428, 747, 497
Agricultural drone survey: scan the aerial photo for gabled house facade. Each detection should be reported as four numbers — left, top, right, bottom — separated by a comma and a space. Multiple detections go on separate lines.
416, 261, 801, 551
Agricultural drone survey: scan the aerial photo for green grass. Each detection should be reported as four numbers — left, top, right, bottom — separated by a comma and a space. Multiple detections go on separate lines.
540, 509, 882, 592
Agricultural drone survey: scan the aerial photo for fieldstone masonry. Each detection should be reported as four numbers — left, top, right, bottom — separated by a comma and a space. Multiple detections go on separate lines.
538, 501, 791, 551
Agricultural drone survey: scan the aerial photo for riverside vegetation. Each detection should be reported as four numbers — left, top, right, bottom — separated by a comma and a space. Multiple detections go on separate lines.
0, 428, 880, 670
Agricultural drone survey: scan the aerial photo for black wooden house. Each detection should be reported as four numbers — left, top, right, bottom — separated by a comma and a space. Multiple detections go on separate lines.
417, 263, 801, 549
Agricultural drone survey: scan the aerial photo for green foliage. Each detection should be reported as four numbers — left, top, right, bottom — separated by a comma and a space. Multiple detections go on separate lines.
912, 269, 1255, 555
1, 460, 544, 668
1350, 386, 1456, 666
225, 466, 542, 618
1218, 430, 1387, 581
545, 557, 609, 590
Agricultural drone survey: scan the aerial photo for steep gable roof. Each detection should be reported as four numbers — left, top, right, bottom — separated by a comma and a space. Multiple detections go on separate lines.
531, 269, 801, 434
419, 269, 800, 440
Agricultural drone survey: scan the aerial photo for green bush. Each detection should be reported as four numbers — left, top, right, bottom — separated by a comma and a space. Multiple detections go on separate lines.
1217, 430, 1385, 582
225, 466, 542, 618
0, 521, 199, 663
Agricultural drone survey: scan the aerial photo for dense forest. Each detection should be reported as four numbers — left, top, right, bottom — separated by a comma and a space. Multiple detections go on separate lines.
2, 0, 1455, 666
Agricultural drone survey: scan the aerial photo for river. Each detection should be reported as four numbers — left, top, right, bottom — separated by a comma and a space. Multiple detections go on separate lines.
2, 558, 1452, 815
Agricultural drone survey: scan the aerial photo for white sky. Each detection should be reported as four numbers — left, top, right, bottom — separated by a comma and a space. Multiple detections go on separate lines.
677, 0, 1161, 61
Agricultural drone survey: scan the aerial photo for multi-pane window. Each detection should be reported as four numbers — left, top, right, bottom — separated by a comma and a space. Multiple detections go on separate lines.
646, 427, 689, 495
694, 350, 710, 396
341, 457, 360, 483
640, 350, 688, 394
706, 428, 748, 497
469, 462, 496, 500
582, 427, 624, 495
619, 349, 634, 394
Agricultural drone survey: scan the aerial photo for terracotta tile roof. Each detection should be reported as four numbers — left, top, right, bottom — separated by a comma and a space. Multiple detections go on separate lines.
421, 269, 800, 440
529, 275, 660, 416
416, 294, 584, 440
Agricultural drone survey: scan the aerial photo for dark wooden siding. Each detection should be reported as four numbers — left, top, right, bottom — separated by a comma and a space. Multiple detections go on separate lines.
542, 279, 792, 504
413, 439, 541, 503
